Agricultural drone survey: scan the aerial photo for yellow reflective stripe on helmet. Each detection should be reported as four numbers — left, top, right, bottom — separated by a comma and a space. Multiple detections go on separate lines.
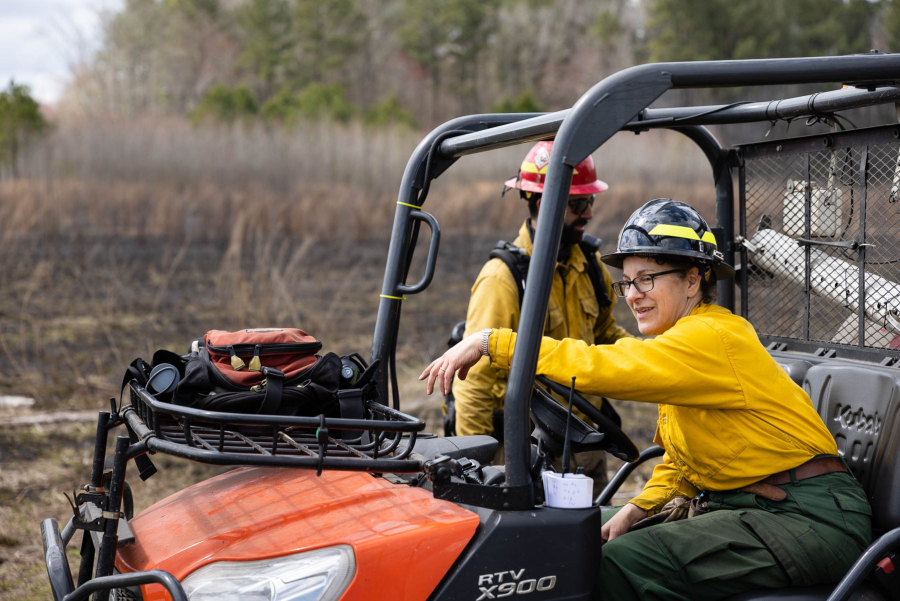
647, 224, 701, 240
520, 162, 580, 175
701, 231, 717, 245
520, 162, 546, 174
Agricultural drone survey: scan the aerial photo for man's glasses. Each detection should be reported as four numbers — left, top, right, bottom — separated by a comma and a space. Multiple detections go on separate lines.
567, 195, 595, 215
612, 269, 685, 297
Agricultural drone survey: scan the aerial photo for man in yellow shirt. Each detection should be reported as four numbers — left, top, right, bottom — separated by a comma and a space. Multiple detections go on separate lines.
450, 141, 631, 492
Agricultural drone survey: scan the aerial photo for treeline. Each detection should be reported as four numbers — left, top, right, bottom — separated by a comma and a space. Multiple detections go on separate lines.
51, 0, 900, 128
0, 82, 47, 176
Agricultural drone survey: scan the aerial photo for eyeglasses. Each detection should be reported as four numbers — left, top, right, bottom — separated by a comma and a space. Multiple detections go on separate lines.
612, 269, 685, 297
567, 195, 595, 215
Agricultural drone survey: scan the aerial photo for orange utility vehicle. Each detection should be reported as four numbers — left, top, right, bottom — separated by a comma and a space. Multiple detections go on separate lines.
43, 54, 900, 601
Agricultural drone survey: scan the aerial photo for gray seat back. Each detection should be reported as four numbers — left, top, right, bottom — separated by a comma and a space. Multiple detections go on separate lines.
803, 364, 900, 531
777, 359, 812, 386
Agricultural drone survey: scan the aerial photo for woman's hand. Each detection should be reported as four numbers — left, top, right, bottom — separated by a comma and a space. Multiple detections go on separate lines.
601, 503, 647, 544
419, 332, 485, 395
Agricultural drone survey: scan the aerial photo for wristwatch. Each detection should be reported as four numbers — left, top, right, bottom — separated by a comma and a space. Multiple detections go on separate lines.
481, 328, 492, 358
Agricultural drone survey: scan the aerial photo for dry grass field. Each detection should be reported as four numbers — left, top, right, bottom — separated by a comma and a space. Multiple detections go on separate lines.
0, 121, 714, 599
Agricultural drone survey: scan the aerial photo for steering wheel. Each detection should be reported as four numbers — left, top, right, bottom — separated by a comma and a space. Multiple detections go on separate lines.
531, 376, 640, 463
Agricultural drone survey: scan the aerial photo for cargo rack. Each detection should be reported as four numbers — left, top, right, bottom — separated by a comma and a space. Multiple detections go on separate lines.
124, 382, 426, 474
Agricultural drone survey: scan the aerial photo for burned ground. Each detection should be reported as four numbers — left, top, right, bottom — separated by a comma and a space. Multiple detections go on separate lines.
0, 227, 664, 599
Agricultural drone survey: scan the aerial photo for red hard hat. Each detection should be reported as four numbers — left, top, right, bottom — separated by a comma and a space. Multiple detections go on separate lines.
503, 141, 608, 196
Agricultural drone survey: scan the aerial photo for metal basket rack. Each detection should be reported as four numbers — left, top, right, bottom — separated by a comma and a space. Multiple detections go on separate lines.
124, 382, 426, 474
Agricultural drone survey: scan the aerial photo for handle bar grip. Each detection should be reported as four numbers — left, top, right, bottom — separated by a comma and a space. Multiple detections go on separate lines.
396, 211, 441, 295
42, 518, 74, 601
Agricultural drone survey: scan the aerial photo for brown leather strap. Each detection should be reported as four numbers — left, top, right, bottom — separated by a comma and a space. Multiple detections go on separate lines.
741, 481, 787, 501
761, 456, 847, 487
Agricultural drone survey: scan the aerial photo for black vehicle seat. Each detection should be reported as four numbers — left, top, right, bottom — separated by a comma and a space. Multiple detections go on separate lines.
726, 363, 900, 601
395, 434, 498, 466
776, 359, 813, 386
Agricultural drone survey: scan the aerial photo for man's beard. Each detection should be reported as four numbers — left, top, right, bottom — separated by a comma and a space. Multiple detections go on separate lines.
560, 218, 588, 245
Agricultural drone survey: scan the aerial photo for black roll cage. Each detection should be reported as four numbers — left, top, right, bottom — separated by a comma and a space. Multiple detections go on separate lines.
370, 53, 900, 493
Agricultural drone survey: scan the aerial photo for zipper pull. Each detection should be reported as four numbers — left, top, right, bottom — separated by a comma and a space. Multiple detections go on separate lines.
248, 345, 262, 372
229, 345, 246, 371
250, 378, 267, 392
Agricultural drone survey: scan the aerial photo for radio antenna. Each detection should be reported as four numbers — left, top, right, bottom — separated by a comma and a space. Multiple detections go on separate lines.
561, 376, 576, 475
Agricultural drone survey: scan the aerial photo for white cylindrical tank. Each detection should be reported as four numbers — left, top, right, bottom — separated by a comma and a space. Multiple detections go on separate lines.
748, 228, 900, 334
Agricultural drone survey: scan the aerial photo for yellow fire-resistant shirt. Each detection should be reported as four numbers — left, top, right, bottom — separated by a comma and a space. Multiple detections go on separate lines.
488, 302, 838, 513
453, 221, 631, 436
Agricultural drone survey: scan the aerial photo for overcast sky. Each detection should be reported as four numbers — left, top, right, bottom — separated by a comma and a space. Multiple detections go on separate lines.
1, 0, 122, 104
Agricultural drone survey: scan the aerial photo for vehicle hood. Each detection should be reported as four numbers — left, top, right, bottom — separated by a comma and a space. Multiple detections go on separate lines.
117, 467, 479, 601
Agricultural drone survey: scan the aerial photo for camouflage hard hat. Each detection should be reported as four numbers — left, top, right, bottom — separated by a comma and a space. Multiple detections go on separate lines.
602, 198, 735, 280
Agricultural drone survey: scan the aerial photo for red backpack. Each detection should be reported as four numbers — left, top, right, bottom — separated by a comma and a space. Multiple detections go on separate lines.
203, 328, 322, 388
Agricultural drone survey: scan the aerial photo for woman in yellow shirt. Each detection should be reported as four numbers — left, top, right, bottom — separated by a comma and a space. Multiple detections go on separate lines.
421, 199, 871, 600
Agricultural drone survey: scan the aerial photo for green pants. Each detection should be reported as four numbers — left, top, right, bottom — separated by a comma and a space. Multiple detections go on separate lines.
597, 472, 872, 601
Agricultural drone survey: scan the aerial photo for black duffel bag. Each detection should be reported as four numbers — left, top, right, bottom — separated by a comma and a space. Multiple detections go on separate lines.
122, 328, 343, 417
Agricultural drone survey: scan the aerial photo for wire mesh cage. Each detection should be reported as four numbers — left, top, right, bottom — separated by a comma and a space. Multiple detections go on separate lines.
738, 123, 900, 359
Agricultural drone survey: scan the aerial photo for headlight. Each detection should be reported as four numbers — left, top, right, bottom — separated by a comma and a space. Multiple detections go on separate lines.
181, 545, 355, 601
